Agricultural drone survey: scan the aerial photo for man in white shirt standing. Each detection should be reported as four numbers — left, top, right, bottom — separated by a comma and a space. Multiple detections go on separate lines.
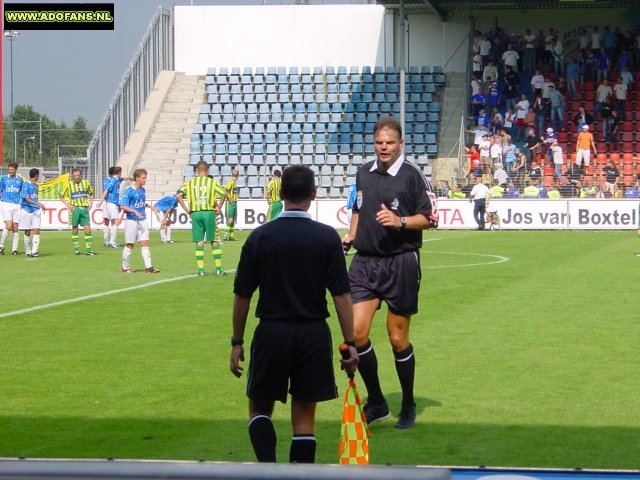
479, 133, 491, 173
523, 29, 537, 72
613, 77, 628, 116
478, 35, 492, 68
502, 44, 520, 73
515, 94, 530, 141
469, 177, 490, 230
531, 70, 545, 97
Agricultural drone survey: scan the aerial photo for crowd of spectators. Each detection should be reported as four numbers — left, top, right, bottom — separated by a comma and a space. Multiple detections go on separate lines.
464, 25, 640, 197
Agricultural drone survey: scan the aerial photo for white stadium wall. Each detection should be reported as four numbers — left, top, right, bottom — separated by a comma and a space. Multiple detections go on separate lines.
174, 5, 392, 75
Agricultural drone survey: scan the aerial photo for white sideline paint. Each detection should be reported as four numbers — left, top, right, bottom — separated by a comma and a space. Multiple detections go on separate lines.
422, 251, 510, 269
0, 274, 198, 319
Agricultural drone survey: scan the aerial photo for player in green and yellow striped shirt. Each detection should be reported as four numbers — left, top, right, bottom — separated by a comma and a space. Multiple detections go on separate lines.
177, 160, 227, 276
224, 169, 240, 241
59, 168, 95, 255
265, 169, 282, 222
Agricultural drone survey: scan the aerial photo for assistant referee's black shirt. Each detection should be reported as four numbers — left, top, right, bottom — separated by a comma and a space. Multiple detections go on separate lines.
352, 156, 436, 256
234, 211, 351, 321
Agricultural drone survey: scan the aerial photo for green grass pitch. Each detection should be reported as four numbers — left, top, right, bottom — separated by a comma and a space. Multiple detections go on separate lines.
1, 228, 639, 468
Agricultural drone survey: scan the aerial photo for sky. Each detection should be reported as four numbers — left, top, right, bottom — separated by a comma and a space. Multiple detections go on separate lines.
1, 0, 361, 130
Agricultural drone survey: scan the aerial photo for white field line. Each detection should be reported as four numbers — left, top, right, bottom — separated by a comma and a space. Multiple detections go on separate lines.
0, 274, 198, 319
422, 251, 510, 269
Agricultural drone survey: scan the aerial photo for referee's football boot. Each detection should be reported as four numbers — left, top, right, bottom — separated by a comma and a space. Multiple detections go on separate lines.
363, 400, 391, 426
0, 246, 4, 255
394, 403, 416, 429
12, 250, 19, 255
144, 266, 160, 273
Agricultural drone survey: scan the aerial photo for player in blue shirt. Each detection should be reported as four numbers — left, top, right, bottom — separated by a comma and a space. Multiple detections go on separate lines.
119, 168, 160, 273
96, 166, 129, 248
0, 162, 25, 255
20, 168, 46, 257
154, 193, 178, 243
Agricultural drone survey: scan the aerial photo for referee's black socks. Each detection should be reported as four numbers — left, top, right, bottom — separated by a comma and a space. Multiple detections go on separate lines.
357, 340, 386, 406
290, 434, 316, 463
393, 343, 416, 409
248, 415, 277, 462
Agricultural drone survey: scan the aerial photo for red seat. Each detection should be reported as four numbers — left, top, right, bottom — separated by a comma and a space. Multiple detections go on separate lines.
610, 72, 620, 82
557, 132, 568, 142
584, 81, 595, 91
634, 110, 640, 121
622, 153, 635, 164
597, 143, 609, 153
584, 101, 595, 111
623, 175, 634, 185
623, 121, 634, 132
610, 153, 620, 163
622, 142, 634, 153
622, 132, 634, 142
623, 163, 634, 175
596, 153, 608, 165
634, 90, 640, 102
634, 72, 640, 82
584, 91, 596, 101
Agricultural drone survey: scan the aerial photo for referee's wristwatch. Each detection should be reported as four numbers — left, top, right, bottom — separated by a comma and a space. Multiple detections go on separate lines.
230, 337, 244, 347
400, 216, 408, 229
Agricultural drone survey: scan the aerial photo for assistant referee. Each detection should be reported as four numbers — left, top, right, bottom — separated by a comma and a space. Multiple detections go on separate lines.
342, 116, 438, 430
231, 165, 358, 463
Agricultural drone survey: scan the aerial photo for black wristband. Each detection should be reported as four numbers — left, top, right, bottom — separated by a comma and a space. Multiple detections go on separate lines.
343, 340, 356, 348
231, 337, 244, 347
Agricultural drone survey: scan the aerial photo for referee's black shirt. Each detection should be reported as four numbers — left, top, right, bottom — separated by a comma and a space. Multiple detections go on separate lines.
352, 156, 436, 256
234, 211, 351, 321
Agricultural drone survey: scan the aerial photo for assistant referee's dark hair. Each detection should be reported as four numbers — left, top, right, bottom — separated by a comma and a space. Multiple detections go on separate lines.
281, 165, 315, 203
374, 116, 403, 139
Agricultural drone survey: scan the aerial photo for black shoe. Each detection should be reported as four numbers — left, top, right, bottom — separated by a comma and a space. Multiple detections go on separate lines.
12, 250, 18, 256
363, 401, 391, 425
75, 251, 81, 256
0, 246, 4, 255
85, 251, 96, 256
394, 403, 417, 429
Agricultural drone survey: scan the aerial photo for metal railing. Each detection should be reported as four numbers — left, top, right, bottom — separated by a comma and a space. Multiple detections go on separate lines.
86, 7, 173, 187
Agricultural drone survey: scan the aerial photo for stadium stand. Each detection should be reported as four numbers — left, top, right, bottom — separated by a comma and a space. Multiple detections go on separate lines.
190, 66, 444, 198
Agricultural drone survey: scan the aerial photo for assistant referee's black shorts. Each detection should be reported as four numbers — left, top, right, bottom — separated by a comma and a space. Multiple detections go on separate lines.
348, 250, 421, 316
246, 319, 338, 404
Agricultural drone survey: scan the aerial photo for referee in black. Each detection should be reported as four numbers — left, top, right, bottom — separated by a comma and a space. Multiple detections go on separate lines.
342, 116, 438, 429
230, 165, 359, 463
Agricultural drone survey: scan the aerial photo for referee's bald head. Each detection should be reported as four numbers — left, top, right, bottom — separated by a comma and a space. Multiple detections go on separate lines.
281, 165, 316, 203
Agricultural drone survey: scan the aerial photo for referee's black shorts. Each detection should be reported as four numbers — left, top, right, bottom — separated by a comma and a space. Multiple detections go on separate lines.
246, 319, 338, 404
348, 250, 421, 316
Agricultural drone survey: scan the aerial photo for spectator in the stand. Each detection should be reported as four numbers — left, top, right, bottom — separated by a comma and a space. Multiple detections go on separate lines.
483, 60, 499, 83
594, 79, 612, 126
479, 134, 491, 173
543, 127, 558, 165
602, 159, 620, 195
478, 34, 492, 68
575, 50, 587, 84
515, 94, 530, 141
580, 180, 597, 198
578, 27, 590, 51
596, 46, 611, 82
489, 179, 504, 198
504, 107, 516, 138
547, 184, 562, 199
494, 163, 508, 186
468, 124, 490, 145
529, 161, 542, 181
523, 29, 537, 72
623, 182, 639, 198
552, 36, 564, 78
461, 175, 475, 197
511, 148, 526, 188
470, 92, 487, 116
566, 57, 579, 100
608, 109, 620, 150
544, 28, 555, 69
613, 183, 624, 198
473, 109, 490, 128
470, 74, 481, 96
591, 26, 601, 53
617, 48, 631, 72
599, 98, 613, 138
602, 26, 616, 60
531, 70, 544, 97
502, 137, 516, 174
536, 178, 549, 198
523, 179, 541, 198
490, 135, 503, 169
464, 144, 482, 177
448, 184, 466, 199
620, 66, 634, 88
550, 140, 564, 185
573, 105, 594, 130
525, 107, 537, 133
535, 30, 546, 70
564, 162, 585, 185
504, 67, 520, 111
506, 180, 520, 198
613, 77, 628, 117
502, 44, 520, 73
490, 107, 503, 133
525, 128, 542, 166
548, 85, 565, 132
585, 49, 597, 82
541, 76, 555, 101
559, 182, 578, 198
472, 55, 483, 79
487, 82, 501, 110
533, 95, 546, 136
556, 76, 568, 96
575, 124, 597, 168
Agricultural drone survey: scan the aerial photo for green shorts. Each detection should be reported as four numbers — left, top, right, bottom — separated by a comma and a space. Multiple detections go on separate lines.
267, 201, 283, 221
226, 201, 237, 222
191, 210, 217, 243
70, 206, 90, 227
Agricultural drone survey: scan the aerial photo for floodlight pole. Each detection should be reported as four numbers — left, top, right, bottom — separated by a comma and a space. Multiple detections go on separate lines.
399, 0, 406, 141
4, 30, 20, 163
